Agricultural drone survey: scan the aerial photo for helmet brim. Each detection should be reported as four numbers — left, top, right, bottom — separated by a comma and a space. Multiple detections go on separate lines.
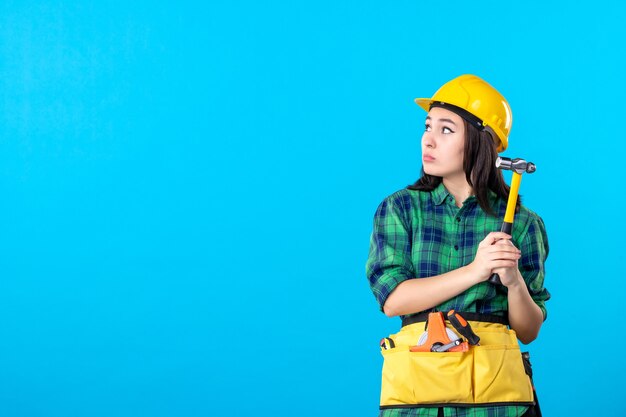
414, 98, 432, 112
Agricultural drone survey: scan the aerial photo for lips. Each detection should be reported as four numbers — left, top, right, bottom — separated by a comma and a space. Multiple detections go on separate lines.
423, 154, 436, 162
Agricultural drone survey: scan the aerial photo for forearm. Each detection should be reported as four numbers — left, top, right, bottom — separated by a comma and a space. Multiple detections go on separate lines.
507, 270, 544, 344
383, 264, 480, 317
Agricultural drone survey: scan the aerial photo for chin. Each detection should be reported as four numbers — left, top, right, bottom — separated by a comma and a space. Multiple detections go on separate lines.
423, 168, 444, 177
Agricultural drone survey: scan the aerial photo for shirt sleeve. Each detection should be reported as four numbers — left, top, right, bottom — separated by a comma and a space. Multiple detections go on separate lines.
366, 194, 416, 312
518, 214, 551, 321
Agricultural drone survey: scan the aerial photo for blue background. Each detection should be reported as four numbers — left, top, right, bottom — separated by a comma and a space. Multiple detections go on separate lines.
1, 1, 624, 416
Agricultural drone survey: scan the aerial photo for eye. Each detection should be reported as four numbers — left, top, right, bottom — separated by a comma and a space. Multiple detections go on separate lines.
424, 123, 432, 132
442, 126, 455, 134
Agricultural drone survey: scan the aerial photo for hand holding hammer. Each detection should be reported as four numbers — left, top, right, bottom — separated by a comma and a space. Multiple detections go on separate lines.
489, 157, 536, 285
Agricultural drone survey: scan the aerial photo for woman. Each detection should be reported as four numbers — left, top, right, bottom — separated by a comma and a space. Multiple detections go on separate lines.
366, 74, 550, 417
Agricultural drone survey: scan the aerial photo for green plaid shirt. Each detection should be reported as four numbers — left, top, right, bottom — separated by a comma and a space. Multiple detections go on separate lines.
366, 183, 550, 417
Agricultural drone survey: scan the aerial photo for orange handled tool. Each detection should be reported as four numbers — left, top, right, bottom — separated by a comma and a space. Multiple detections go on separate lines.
410, 312, 469, 352
447, 310, 480, 346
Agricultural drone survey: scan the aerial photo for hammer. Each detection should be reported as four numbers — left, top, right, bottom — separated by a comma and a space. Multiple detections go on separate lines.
488, 157, 536, 285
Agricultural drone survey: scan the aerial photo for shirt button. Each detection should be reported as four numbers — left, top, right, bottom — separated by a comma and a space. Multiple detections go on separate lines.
455, 217, 461, 222
454, 245, 459, 251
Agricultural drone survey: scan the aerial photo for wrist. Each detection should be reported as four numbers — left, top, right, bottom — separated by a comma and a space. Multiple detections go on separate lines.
505, 271, 525, 292
464, 263, 484, 285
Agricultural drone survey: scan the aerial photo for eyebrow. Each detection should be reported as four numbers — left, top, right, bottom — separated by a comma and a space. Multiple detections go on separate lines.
425, 116, 457, 125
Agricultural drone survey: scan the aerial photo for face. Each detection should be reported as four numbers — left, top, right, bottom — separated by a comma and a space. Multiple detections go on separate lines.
422, 106, 466, 180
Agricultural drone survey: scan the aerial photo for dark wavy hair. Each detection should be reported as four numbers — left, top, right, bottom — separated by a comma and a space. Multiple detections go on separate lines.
407, 120, 517, 216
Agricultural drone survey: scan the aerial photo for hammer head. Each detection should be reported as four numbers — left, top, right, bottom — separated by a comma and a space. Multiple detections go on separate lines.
495, 157, 536, 174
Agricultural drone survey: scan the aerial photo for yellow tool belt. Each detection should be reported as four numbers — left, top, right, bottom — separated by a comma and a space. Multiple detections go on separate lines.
380, 313, 534, 409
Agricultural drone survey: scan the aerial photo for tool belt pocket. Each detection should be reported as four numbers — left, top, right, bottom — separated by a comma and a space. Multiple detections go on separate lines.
381, 348, 473, 406
380, 325, 534, 408
473, 344, 533, 404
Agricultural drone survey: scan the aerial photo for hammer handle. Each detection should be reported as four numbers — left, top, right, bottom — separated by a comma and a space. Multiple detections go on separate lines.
504, 172, 522, 223
488, 222, 513, 285
489, 171, 522, 286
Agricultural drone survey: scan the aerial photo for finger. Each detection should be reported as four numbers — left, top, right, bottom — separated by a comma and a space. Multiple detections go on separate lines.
492, 265, 517, 272
491, 260, 519, 269
493, 239, 517, 249
493, 251, 522, 261
483, 232, 511, 245
494, 239, 516, 248
480, 232, 512, 247
483, 246, 521, 256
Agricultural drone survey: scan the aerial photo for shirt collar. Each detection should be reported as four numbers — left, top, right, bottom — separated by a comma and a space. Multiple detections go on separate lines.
431, 182, 451, 206
431, 182, 498, 207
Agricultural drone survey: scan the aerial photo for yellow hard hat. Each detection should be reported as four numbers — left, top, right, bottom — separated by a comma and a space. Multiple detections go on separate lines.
415, 74, 512, 152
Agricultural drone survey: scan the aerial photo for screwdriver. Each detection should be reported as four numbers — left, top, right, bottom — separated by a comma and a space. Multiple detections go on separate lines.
380, 337, 395, 350
447, 310, 480, 346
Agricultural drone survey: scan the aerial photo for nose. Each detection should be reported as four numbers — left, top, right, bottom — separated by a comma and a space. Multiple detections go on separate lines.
422, 132, 435, 149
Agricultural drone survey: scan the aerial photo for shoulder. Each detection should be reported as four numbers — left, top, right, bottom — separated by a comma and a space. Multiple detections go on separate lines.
375, 188, 429, 214
372, 188, 429, 229
515, 204, 548, 238
517, 205, 545, 225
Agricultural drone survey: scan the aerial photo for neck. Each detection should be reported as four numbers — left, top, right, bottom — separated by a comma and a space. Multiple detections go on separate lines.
443, 177, 473, 208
